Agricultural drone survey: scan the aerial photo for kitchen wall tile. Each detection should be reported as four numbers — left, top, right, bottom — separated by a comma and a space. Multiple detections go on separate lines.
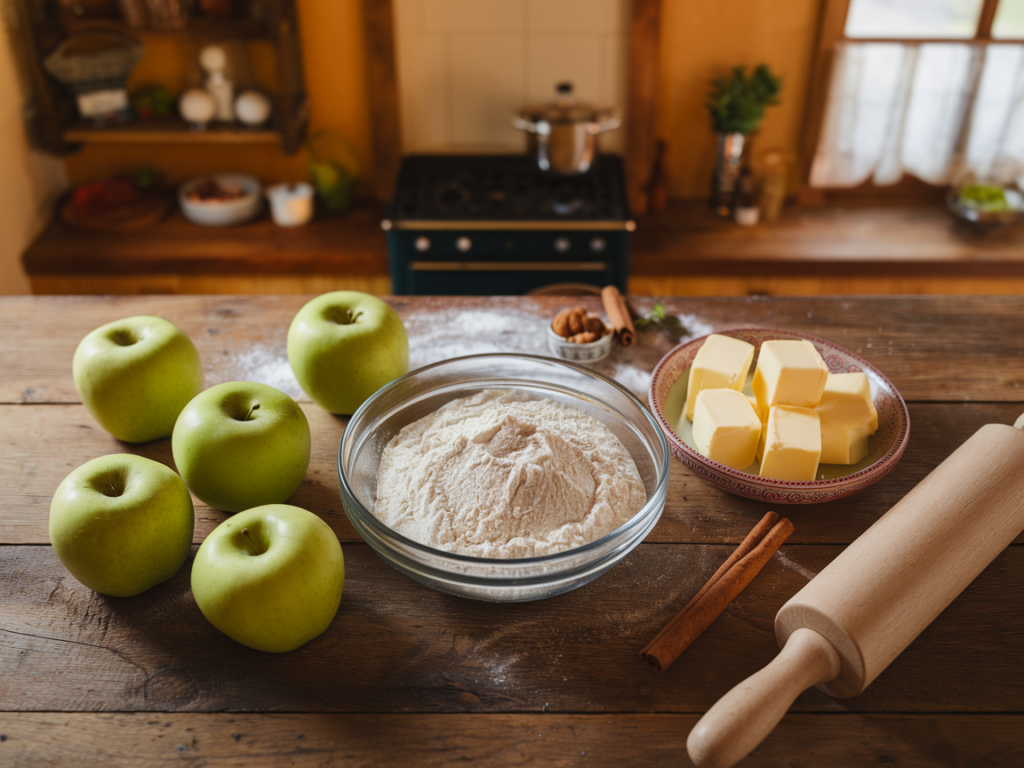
395, 32, 449, 152
422, 0, 525, 34
393, 0, 421, 30
395, 0, 629, 153
450, 36, 525, 149
526, 0, 627, 35
525, 36, 603, 107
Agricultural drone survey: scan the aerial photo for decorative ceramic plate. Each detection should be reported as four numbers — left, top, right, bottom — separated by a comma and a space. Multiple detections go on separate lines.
648, 328, 911, 504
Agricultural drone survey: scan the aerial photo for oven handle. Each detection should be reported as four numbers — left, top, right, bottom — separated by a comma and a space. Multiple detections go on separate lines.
410, 261, 607, 272
382, 220, 636, 232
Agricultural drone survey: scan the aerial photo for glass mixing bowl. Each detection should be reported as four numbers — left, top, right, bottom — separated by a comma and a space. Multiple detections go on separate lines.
337, 354, 670, 602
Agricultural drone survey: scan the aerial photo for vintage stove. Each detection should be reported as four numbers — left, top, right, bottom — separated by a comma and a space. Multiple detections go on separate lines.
382, 155, 633, 295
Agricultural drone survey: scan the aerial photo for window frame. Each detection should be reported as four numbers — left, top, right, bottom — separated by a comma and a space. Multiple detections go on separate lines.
798, 0, 1023, 204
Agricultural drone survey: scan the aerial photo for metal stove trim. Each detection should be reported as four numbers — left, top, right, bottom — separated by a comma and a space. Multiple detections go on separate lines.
410, 261, 608, 272
382, 219, 636, 232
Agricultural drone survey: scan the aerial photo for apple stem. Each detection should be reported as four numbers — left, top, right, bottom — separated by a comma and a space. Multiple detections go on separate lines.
245, 403, 261, 421
240, 527, 265, 555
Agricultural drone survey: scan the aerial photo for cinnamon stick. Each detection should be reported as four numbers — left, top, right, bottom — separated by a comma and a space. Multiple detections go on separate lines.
601, 285, 636, 347
640, 512, 794, 673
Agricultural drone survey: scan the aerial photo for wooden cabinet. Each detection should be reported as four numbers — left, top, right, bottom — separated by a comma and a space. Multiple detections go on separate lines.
10, 0, 307, 155
22, 201, 1024, 297
23, 204, 390, 295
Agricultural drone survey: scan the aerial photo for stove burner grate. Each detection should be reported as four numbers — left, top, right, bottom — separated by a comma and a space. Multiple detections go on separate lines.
389, 155, 627, 222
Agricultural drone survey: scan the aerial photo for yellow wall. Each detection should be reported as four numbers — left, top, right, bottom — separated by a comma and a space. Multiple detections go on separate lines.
0, 13, 68, 294
64, 0, 822, 201
658, 0, 821, 199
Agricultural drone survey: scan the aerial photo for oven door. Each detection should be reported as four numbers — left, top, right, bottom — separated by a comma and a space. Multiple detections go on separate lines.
387, 230, 629, 295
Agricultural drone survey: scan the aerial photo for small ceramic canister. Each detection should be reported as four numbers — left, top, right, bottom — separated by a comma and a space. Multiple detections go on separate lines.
266, 182, 314, 227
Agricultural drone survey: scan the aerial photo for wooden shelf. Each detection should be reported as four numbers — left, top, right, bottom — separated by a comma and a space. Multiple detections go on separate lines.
631, 200, 1024, 278
58, 17, 272, 40
63, 120, 280, 145
22, 199, 1024, 296
24, 203, 389, 277
17, 0, 307, 155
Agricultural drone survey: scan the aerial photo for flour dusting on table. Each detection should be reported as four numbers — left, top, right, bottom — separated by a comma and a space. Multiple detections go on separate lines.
210, 343, 303, 399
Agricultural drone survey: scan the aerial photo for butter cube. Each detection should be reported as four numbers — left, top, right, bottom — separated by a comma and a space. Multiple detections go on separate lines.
685, 334, 756, 420
692, 389, 762, 470
820, 422, 872, 465
816, 373, 878, 464
759, 405, 822, 482
752, 340, 829, 415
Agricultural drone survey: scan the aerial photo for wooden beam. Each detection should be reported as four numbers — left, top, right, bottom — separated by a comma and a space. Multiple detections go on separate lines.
626, 0, 661, 217
976, 0, 1000, 39
797, 0, 852, 205
362, 0, 402, 204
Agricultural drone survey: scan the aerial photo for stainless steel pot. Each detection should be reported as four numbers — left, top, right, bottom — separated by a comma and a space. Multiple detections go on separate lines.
513, 83, 620, 175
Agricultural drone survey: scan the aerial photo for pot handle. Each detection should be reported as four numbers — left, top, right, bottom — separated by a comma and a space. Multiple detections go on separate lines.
512, 115, 548, 134
588, 113, 622, 135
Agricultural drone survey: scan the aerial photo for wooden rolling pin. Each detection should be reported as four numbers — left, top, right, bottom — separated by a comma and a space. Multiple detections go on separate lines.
687, 416, 1024, 768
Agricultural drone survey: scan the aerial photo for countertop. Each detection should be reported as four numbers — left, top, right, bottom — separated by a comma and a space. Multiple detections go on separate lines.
1, 294, 1023, 766
22, 202, 1024, 279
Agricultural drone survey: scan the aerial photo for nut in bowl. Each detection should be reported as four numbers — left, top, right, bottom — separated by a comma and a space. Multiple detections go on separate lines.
547, 306, 612, 363
648, 328, 910, 504
179, 174, 262, 227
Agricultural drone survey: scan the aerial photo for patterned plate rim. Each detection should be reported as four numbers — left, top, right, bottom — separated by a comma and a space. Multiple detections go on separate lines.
648, 327, 911, 489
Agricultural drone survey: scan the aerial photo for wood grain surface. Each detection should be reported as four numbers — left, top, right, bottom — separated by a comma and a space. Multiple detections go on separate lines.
4, 402, 1024, 546
1, 544, 1021, 714
22, 207, 389, 277
2, 295, 1022, 767
632, 202, 1024, 272
5, 713, 1023, 768
4, 295, 1024, 404
24, 202, 1024, 284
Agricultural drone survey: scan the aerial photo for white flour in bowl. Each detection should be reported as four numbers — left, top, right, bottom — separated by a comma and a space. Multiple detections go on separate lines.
373, 389, 647, 559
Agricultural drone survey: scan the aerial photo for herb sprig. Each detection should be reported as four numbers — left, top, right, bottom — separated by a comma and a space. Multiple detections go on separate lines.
634, 304, 686, 340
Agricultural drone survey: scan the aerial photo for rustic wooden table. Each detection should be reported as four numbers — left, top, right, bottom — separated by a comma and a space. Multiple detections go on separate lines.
2, 295, 1022, 767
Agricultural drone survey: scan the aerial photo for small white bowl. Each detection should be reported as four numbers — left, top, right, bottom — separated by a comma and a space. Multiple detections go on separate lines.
546, 325, 612, 363
179, 174, 262, 227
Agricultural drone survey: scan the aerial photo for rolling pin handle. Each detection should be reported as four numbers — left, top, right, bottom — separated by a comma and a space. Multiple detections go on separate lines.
1013, 413, 1024, 431
686, 628, 841, 768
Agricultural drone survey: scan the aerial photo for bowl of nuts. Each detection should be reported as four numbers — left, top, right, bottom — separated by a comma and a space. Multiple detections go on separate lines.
548, 306, 612, 364
179, 174, 262, 227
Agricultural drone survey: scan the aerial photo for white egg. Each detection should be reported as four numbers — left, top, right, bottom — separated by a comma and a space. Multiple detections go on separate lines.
179, 88, 216, 124
235, 91, 272, 126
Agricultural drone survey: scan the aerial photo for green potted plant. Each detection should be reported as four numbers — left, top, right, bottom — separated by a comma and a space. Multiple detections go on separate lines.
707, 64, 782, 217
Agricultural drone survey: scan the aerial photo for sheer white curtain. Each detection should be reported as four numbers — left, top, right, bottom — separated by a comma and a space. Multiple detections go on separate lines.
810, 42, 1024, 187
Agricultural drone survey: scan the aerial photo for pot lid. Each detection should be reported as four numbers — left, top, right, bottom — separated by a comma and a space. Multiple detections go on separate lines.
518, 82, 613, 124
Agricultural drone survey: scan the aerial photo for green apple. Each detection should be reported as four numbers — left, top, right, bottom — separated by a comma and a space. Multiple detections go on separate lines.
73, 315, 203, 443
172, 381, 311, 513
287, 291, 409, 415
49, 454, 195, 597
190, 504, 344, 652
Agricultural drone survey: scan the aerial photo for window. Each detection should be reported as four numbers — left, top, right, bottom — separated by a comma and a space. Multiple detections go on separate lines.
806, 0, 1024, 190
